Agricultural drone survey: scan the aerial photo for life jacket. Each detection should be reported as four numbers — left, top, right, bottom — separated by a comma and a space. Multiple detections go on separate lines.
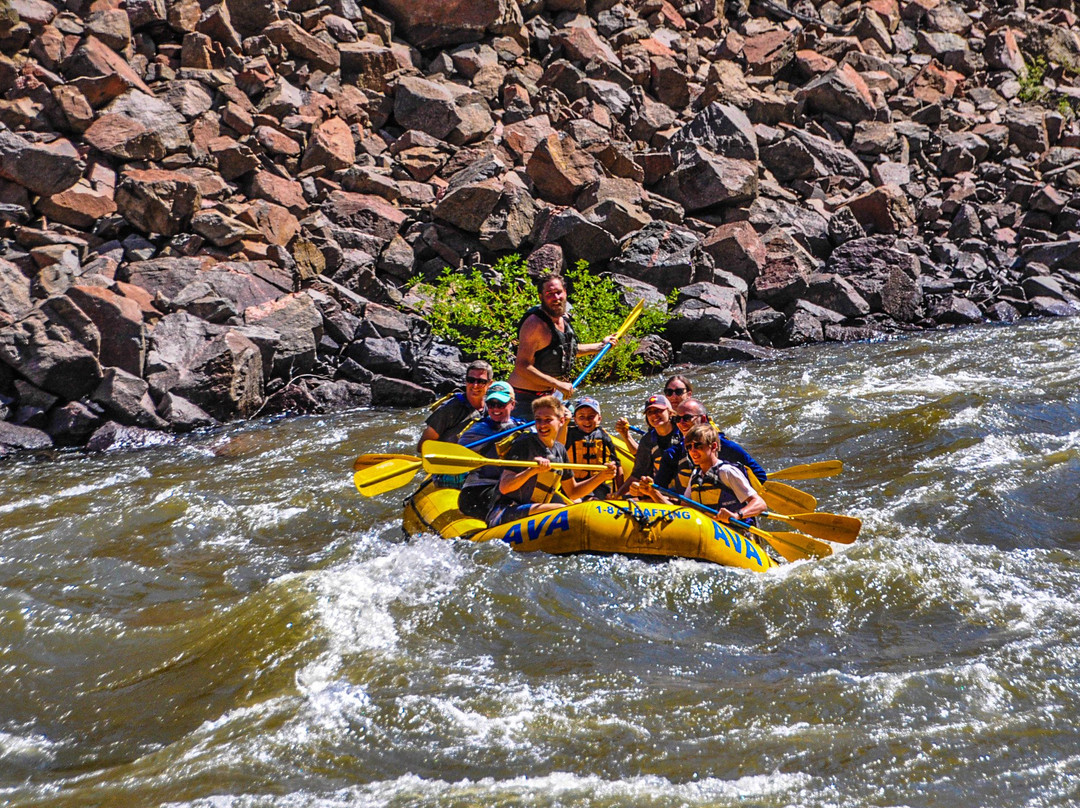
500, 432, 567, 506
565, 425, 617, 482
518, 305, 577, 379
688, 460, 751, 513
643, 428, 678, 477
433, 392, 483, 444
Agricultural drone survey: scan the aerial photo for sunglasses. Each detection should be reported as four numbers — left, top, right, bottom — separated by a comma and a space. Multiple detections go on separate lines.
673, 414, 700, 424
486, 400, 511, 408
686, 441, 713, 451
665, 387, 688, 396
466, 376, 491, 385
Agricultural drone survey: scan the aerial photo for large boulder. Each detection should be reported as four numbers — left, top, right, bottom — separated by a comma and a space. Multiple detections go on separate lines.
115, 169, 202, 236
65, 285, 146, 377
373, 0, 522, 49
242, 292, 323, 377
0, 129, 84, 197
656, 146, 758, 211
608, 221, 700, 294
826, 235, 924, 322
146, 313, 265, 420
393, 75, 494, 146
0, 311, 103, 400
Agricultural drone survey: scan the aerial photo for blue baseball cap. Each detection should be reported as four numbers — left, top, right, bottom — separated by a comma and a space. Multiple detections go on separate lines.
573, 396, 601, 415
485, 381, 514, 404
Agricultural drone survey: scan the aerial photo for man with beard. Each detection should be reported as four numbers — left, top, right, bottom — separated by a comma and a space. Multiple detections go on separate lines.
507, 273, 618, 420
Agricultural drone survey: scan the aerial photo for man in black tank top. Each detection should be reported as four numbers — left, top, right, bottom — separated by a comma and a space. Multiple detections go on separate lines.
508, 273, 618, 420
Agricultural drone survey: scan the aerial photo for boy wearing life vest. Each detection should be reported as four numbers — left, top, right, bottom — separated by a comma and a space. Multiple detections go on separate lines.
638, 423, 766, 527
565, 397, 622, 501
417, 360, 491, 452
616, 393, 679, 497
487, 395, 616, 526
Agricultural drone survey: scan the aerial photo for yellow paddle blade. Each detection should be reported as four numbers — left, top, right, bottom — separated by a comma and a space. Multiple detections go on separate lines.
353, 452, 420, 472
764, 511, 861, 544
422, 440, 610, 475
353, 457, 422, 496
615, 298, 646, 339
770, 530, 833, 559
769, 460, 843, 481
761, 480, 817, 515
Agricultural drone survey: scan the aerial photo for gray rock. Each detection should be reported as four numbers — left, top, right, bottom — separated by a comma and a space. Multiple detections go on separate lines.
158, 392, 218, 432
370, 375, 436, 407
85, 421, 173, 453
0, 311, 103, 400
0, 129, 84, 197
667, 102, 759, 161
91, 367, 169, 429
609, 221, 700, 294
677, 339, 777, 364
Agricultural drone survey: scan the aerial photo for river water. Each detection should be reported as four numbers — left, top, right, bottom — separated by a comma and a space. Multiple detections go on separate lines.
1, 317, 1078, 808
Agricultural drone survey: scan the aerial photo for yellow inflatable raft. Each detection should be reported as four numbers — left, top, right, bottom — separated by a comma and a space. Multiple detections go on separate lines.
402, 481, 776, 572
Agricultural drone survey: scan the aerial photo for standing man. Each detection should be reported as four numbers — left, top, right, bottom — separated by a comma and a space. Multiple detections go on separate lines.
508, 273, 618, 420
417, 360, 492, 452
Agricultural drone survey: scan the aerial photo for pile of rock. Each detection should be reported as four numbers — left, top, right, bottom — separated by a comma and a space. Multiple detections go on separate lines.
3, 0, 1080, 455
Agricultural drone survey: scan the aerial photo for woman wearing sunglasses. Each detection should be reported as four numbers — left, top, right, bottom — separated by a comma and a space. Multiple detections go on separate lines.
616, 375, 693, 456
615, 393, 680, 497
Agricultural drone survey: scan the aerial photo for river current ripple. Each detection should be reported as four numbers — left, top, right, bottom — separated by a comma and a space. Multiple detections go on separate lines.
1, 318, 1078, 808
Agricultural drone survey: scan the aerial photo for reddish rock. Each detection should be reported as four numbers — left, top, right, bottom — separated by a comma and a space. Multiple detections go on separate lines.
0, 129, 84, 197
249, 171, 308, 214
323, 191, 407, 244
85, 9, 131, 52
239, 200, 300, 247
797, 63, 879, 123
264, 19, 340, 73
253, 125, 302, 158
115, 168, 202, 236
743, 28, 797, 76
700, 221, 767, 284
551, 25, 619, 66
843, 185, 916, 235
60, 36, 154, 106
51, 85, 95, 132
36, 179, 117, 229
526, 132, 601, 206
373, 0, 523, 49
909, 60, 963, 104
208, 136, 260, 180
66, 285, 146, 376
301, 116, 356, 173
83, 112, 166, 160
339, 41, 397, 93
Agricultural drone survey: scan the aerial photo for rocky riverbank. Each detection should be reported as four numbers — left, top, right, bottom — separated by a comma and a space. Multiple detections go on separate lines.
2, 0, 1080, 456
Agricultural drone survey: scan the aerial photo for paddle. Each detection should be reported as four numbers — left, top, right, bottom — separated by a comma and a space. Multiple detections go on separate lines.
649, 484, 832, 562
762, 510, 861, 544
565, 298, 645, 393
422, 441, 612, 476
354, 421, 537, 496
355, 300, 646, 497
353, 453, 420, 472
757, 480, 817, 515
768, 460, 843, 480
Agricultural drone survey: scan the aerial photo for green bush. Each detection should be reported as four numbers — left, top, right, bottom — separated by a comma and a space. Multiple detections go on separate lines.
407, 254, 672, 382
1019, 54, 1048, 103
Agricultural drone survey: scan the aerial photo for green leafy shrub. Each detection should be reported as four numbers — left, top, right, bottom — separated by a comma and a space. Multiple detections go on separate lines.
1019, 54, 1048, 103
407, 255, 671, 382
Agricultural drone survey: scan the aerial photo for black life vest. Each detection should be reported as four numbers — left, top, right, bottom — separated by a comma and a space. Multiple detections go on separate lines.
518, 305, 577, 379
501, 432, 567, 505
